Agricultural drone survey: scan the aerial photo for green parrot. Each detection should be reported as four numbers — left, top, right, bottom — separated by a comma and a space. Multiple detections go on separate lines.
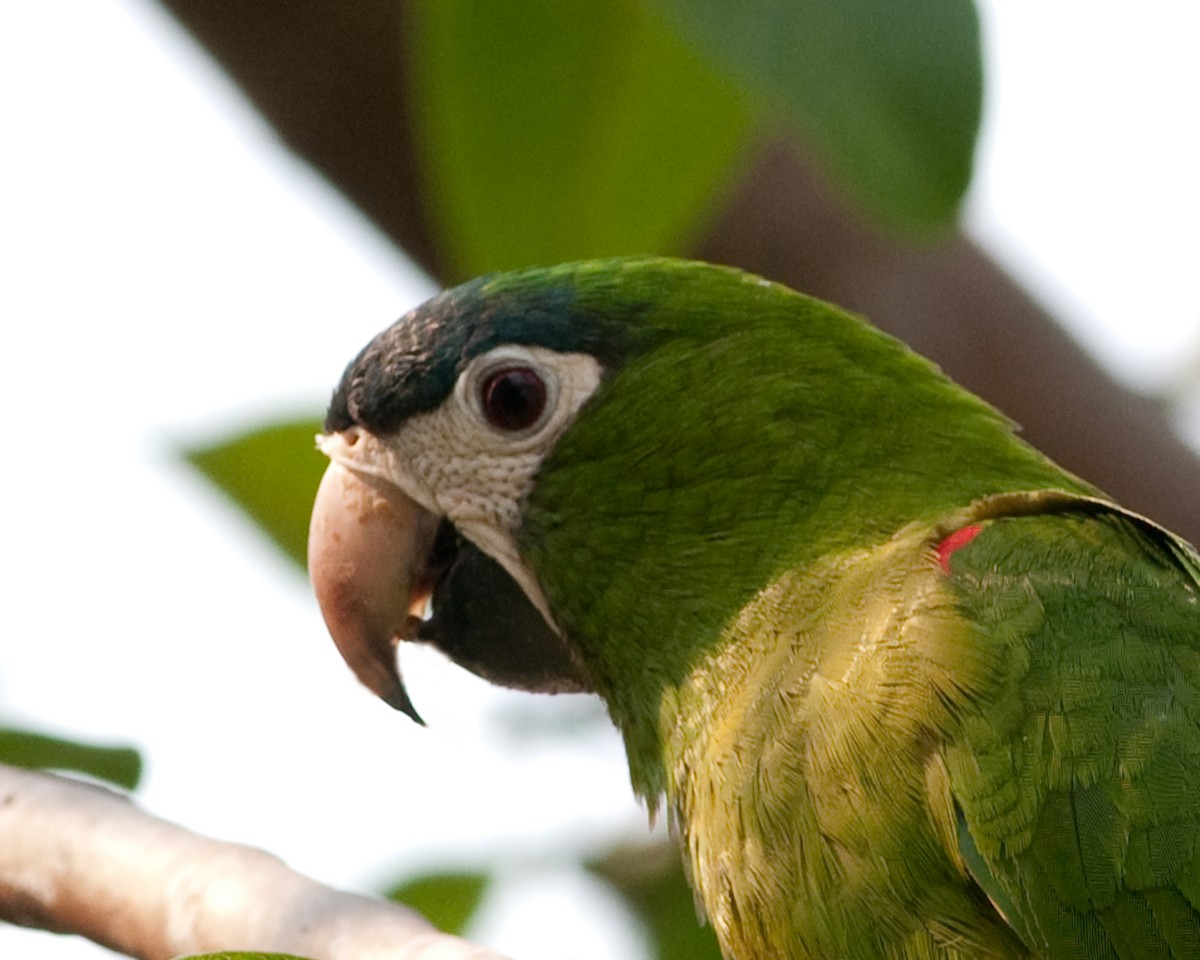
307, 257, 1200, 960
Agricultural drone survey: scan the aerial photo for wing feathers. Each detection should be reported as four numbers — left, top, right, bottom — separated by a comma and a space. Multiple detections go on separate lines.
944, 504, 1200, 959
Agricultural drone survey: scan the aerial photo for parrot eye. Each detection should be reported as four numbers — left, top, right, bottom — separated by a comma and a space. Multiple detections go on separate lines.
480, 366, 548, 432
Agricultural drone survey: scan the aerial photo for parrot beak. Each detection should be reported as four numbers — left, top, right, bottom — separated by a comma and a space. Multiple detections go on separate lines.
307, 430, 442, 723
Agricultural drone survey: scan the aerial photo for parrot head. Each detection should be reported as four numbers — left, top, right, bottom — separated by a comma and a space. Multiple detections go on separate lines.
306, 260, 631, 720
307, 257, 1052, 767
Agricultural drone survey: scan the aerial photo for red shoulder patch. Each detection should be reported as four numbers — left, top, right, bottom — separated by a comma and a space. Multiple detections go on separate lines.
935, 524, 983, 573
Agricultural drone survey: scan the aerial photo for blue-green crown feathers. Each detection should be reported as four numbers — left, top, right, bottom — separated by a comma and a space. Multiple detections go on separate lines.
325, 261, 666, 434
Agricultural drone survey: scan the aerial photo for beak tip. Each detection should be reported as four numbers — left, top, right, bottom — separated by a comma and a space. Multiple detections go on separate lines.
383, 683, 425, 725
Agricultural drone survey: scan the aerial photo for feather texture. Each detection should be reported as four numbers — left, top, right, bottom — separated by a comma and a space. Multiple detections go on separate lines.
946, 505, 1200, 959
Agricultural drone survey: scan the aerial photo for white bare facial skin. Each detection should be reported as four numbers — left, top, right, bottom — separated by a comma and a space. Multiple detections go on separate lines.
351, 347, 603, 631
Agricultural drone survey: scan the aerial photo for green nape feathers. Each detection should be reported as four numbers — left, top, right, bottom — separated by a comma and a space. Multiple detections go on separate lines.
310, 257, 1200, 960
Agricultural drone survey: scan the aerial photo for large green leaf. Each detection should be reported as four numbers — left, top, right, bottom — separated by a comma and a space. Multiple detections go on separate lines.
649, 0, 982, 231
408, 0, 753, 279
0, 728, 142, 790
184, 419, 325, 571
386, 870, 491, 937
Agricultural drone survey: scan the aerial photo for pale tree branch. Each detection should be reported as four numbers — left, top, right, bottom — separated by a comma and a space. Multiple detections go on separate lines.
0, 765, 507, 960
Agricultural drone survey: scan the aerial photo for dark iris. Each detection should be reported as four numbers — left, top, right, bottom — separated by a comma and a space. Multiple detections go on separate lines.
481, 366, 547, 431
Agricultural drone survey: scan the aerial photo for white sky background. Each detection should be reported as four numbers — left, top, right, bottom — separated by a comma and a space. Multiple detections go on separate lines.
0, 2, 1196, 958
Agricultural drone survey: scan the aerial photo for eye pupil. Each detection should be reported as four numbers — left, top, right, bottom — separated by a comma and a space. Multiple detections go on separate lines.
481, 366, 547, 431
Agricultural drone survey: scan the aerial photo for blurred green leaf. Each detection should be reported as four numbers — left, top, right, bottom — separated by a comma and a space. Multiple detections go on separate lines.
589, 839, 724, 960
386, 870, 491, 937
0, 728, 142, 790
649, 0, 982, 231
184, 419, 325, 571
409, 0, 753, 279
